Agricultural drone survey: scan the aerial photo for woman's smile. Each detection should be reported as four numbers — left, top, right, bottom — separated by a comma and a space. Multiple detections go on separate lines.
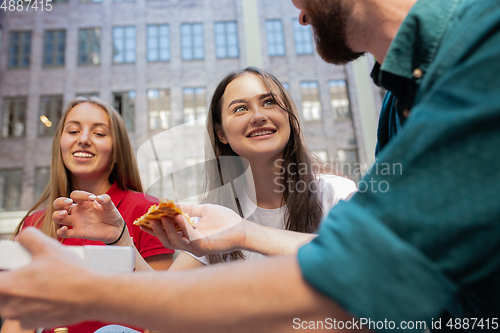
219, 73, 291, 162
60, 102, 113, 184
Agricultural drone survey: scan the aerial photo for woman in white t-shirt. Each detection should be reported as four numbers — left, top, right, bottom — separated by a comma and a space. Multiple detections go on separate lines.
144, 67, 357, 268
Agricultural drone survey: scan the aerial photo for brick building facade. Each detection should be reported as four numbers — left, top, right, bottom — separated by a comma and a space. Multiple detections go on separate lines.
0, 0, 383, 238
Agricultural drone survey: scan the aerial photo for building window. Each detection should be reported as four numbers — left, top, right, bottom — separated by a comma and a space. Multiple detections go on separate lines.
76, 92, 99, 98
113, 26, 136, 64
147, 159, 173, 198
183, 87, 206, 126
300, 81, 321, 121
148, 89, 171, 131
43, 30, 66, 67
2, 97, 27, 138
293, 20, 313, 55
80, 0, 102, 3
38, 95, 63, 137
78, 28, 100, 65
181, 23, 204, 60
329, 80, 350, 120
0, 169, 22, 212
337, 149, 359, 177
214, 21, 239, 59
265, 20, 285, 56
113, 91, 136, 131
8, 31, 31, 68
147, 25, 170, 62
34, 167, 50, 203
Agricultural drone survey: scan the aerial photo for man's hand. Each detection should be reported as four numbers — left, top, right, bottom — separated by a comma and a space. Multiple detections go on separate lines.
142, 204, 247, 257
53, 190, 125, 244
0, 228, 97, 329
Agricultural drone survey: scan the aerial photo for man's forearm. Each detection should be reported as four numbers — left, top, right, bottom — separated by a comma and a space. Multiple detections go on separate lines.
241, 220, 317, 256
88, 256, 355, 332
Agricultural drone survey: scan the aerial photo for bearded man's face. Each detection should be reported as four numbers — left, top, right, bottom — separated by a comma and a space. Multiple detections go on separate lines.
304, 0, 365, 65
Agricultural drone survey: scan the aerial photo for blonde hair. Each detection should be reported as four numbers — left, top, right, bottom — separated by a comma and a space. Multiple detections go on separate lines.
12, 97, 143, 239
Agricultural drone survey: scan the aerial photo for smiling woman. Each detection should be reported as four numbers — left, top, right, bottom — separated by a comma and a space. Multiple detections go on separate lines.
60, 102, 114, 192
165, 67, 358, 269
6, 97, 174, 333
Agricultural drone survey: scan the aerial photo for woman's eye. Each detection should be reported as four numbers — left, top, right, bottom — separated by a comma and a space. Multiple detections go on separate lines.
234, 106, 246, 113
264, 99, 275, 107
68, 130, 79, 134
94, 132, 106, 137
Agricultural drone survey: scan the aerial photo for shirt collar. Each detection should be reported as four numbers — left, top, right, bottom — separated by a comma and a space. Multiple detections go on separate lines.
106, 182, 126, 208
380, 0, 461, 81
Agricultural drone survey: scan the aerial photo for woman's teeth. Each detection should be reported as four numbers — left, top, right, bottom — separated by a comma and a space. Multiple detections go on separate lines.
249, 130, 274, 137
73, 152, 94, 158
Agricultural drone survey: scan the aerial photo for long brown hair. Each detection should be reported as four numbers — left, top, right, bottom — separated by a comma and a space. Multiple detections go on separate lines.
204, 67, 327, 263
12, 97, 143, 239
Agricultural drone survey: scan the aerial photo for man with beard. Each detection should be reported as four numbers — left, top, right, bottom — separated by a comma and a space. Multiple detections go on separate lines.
1, 0, 499, 331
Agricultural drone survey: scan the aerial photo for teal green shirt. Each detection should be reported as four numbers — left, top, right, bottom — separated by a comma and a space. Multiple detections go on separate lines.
298, 0, 500, 331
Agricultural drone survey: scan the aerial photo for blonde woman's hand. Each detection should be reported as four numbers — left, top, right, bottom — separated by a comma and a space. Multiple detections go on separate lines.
52, 190, 125, 244
142, 204, 246, 257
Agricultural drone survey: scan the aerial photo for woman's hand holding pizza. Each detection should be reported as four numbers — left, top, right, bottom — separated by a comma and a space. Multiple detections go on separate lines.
142, 204, 247, 257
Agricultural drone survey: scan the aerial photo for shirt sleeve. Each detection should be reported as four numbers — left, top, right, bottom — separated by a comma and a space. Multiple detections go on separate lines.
298, 21, 500, 328
319, 175, 358, 219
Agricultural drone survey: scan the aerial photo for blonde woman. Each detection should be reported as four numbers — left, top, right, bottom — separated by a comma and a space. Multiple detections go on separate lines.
2, 97, 173, 333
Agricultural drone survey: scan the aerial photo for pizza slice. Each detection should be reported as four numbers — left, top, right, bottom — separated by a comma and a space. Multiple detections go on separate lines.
133, 199, 196, 231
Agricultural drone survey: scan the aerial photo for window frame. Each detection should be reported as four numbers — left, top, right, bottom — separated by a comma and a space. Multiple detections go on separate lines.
38, 95, 63, 137
292, 19, 314, 55
300, 81, 322, 121
214, 21, 239, 59
182, 87, 206, 126
147, 24, 170, 62
147, 88, 172, 131
8, 31, 32, 69
43, 29, 66, 67
112, 26, 136, 64
181, 23, 204, 61
1, 96, 27, 138
329, 80, 351, 121
78, 28, 101, 66
265, 19, 285, 57
0, 168, 23, 212
113, 91, 136, 131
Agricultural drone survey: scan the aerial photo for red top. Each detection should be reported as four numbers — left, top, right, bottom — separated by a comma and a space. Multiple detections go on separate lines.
23, 182, 173, 333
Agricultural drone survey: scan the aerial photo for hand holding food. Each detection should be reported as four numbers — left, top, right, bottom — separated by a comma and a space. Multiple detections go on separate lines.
141, 203, 246, 257
133, 199, 197, 231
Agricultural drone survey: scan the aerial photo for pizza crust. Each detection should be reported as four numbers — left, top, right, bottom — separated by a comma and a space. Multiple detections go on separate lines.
133, 199, 196, 231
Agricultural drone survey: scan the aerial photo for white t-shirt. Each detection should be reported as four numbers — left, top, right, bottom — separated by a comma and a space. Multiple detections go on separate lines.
187, 175, 357, 264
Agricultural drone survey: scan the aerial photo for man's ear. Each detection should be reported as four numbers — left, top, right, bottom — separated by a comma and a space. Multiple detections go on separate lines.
217, 129, 228, 144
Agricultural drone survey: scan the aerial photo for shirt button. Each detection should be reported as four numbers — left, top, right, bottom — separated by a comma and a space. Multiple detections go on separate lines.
413, 68, 423, 79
